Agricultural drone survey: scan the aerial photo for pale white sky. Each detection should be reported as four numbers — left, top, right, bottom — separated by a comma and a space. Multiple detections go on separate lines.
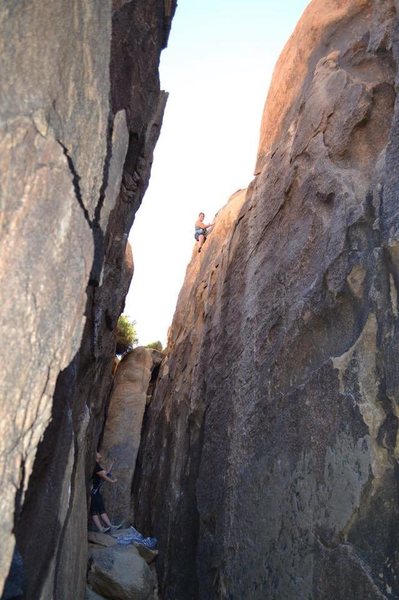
125, 0, 310, 346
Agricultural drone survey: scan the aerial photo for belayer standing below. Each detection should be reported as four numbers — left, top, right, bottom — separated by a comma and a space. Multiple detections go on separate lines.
194, 212, 213, 253
90, 452, 121, 533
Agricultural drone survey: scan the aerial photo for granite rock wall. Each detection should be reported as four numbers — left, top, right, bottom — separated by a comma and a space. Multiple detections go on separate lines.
0, 1, 176, 598
133, 1, 399, 598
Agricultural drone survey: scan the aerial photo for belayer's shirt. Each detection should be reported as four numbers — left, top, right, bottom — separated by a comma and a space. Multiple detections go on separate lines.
91, 462, 104, 494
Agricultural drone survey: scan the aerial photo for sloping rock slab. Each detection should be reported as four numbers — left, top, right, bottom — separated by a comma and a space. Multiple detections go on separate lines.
88, 531, 118, 548
88, 545, 155, 600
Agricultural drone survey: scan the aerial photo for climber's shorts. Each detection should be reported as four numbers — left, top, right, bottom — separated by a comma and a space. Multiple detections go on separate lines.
195, 228, 206, 241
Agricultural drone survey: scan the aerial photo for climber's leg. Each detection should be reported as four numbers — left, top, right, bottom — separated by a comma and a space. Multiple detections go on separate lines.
198, 234, 205, 252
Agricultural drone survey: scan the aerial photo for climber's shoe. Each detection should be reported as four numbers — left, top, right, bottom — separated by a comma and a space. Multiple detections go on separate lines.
100, 526, 111, 533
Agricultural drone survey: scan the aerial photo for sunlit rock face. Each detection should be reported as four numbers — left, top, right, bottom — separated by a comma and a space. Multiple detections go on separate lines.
133, 1, 399, 598
0, 0, 175, 598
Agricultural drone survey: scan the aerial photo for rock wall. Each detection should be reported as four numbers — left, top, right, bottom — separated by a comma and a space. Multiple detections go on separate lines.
0, 1, 176, 598
100, 347, 163, 524
133, 1, 399, 598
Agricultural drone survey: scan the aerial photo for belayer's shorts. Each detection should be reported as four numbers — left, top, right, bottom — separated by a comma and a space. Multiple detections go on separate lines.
90, 491, 106, 516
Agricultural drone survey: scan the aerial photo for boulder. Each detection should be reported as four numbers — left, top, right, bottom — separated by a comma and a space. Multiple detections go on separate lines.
88, 545, 155, 600
136, 546, 159, 566
108, 527, 139, 541
88, 532, 118, 548
109, 529, 159, 564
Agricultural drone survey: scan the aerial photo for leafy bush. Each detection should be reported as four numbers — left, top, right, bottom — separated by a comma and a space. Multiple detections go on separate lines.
116, 314, 138, 354
146, 341, 163, 351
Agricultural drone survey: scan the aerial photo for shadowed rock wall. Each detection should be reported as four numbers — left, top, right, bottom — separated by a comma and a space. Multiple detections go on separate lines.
0, 1, 176, 598
133, 1, 399, 598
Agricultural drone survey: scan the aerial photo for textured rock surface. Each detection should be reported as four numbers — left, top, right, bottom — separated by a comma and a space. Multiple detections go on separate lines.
1, 0, 176, 597
0, 0, 109, 587
101, 347, 164, 523
88, 532, 119, 548
88, 545, 155, 600
136, 546, 159, 566
134, 1, 399, 598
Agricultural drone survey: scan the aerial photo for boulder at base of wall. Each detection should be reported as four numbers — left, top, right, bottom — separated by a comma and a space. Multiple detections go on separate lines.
87, 545, 156, 600
110, 529, 159, 564
88, 531, 118, 548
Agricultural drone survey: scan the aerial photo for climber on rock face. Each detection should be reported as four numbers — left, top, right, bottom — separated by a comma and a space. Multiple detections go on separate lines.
194, 212, 213, 253
90, 452, 122, 533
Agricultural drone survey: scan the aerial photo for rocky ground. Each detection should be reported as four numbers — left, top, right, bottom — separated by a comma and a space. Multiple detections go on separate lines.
87, 530, 158, 600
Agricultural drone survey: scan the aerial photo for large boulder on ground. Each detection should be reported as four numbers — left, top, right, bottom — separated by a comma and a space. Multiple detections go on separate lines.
88, 545, 156, 600
109, 529, 159, 564
88, 531, 118, 548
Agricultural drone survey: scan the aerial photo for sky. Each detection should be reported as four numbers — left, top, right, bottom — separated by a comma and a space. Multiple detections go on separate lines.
125, 0, 310, 346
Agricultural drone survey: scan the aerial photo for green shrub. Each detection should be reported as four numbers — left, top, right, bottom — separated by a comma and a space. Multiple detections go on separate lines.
116, 314, 138, 354
146, 341, 163, 351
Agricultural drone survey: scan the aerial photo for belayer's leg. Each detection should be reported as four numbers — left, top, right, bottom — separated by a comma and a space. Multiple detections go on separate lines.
92, 514, 103, 531
100, 512, 112, 527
